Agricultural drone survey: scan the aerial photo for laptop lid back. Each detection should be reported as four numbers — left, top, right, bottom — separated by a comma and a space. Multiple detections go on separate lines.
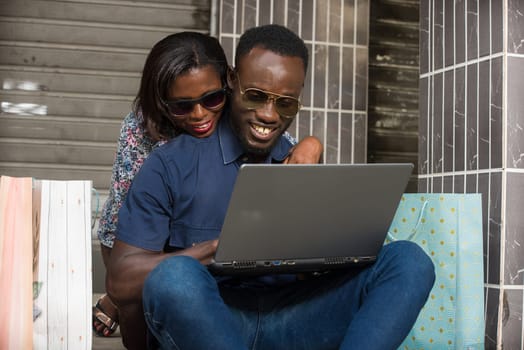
210, 163, 413, 275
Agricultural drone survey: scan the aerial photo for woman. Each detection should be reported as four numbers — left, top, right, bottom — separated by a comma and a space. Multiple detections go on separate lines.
93, 31, 323, 337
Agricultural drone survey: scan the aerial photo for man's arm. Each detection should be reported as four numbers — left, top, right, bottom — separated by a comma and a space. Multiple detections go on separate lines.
284, 135, 323, 164
107, 239, 218, 305
106, 239, 217, 350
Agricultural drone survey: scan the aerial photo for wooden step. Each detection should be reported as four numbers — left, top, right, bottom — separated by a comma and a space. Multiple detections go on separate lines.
0, 17, 190, 50
0, 114, 122, 142
0, 138, 117, 165
0, 162, 112, 190
0, 66, 140, 97
0, 0, 211, 195
0, 90, 132, 118
0, 0, 209, 29
0, 42, 149, 72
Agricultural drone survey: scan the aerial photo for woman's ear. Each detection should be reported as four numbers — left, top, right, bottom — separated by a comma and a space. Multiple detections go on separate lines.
226, 66, 236, 90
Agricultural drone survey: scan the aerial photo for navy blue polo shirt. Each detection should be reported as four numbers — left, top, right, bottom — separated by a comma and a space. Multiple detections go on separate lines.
116, 112, 293, 252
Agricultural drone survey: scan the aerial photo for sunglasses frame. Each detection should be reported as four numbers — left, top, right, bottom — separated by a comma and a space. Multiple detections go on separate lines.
235, 73, 302, 118
163, 87, 227, 117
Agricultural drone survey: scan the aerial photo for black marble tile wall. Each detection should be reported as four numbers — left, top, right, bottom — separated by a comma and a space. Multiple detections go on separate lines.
454, 66, 465, 172
505, 173, 524, 286
507, 56, 524, 169
466, 0, 478, 61
433, 0, 443, 70
454, 0, 466, 63
484, 287, 500, 349
216, 0, 369, 164
443, 70, 454, 172
478, 1, 490, 57
432, 73, 443, 174
502, 289, 523, 350
420, 1, 524, 347
488, 171, 502, 285
419, 76, 429, 174
419, 0, 430, 74
478, 60, 490, 170
509, 0, 524, 54
492, 2, 503, 54
444, 0, 454, 66
466, 63, 478, 171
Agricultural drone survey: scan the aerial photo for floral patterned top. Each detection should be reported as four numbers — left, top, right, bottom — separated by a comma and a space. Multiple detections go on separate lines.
97, 110, 297, 248
97, 111, 168, 247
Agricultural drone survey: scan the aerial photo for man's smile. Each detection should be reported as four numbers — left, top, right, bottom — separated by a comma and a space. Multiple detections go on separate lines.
251, 123, 276, 138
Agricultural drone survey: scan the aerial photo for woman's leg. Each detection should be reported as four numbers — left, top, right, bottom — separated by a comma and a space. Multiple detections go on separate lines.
93, 244, 120, 337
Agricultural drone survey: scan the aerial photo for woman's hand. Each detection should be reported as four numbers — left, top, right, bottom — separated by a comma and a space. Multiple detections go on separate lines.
284, 136, 323, 164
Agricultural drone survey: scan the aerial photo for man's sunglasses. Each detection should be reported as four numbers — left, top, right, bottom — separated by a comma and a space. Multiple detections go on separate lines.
236, 73, 302, 118
163, 88, 227, 117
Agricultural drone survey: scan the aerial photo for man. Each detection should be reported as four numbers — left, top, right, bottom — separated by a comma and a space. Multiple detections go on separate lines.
108, 24, 435, 350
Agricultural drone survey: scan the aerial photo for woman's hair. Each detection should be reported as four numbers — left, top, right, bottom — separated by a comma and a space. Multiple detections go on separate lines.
134, 32, 228, 141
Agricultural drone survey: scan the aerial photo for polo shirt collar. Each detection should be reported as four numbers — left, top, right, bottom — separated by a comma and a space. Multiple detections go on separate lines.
218, 112, 290, 164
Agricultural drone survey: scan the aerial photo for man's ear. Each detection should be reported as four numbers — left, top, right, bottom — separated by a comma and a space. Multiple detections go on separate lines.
226, 67, 236, 90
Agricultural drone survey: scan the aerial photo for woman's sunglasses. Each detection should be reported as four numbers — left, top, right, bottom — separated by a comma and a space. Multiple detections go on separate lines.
163, 88, 227, 117
236, 73, 302, 118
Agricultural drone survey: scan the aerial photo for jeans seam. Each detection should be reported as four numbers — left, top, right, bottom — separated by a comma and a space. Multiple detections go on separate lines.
145, 311, 181, 350
159, 331, 180, 350
250, 295, 262, 350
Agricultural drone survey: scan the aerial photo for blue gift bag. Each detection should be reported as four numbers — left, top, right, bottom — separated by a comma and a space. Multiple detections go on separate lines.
386, 193, 484, 349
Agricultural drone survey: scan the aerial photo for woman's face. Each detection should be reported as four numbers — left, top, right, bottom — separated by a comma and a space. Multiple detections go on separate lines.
167, 65, 225, 138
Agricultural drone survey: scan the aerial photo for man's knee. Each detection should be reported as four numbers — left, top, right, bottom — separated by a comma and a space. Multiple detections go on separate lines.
384, 240, 436, 290
143, 256, 212, 308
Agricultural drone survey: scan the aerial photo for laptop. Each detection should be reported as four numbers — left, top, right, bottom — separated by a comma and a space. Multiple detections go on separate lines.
208, 163, 413, 276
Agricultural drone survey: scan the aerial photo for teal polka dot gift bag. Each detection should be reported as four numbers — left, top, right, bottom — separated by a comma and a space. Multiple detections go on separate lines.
386, 193, 484, 349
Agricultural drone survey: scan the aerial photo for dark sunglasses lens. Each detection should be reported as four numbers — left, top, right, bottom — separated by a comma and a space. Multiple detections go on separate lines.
168, 89, 225, 116
169, 101, 194, 115
275, 97, 299, 116
243, 89, 269, 107
202, 90, 226, 109
241, 87, 299, 117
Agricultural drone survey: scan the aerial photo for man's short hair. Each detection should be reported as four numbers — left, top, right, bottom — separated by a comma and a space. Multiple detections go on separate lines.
235, 24, 309, 74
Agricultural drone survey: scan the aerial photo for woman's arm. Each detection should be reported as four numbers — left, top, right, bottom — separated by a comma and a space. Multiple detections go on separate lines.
284, 135, 323, 164
97, 112, 155, 249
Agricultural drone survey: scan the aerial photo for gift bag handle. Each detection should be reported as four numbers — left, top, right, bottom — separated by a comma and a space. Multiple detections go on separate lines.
387, 200, 429, 242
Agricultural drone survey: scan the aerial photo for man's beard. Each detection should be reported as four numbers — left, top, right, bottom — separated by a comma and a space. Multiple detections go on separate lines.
239, 133, 273, 156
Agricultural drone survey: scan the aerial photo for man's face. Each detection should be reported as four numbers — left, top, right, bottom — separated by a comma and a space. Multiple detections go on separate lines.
229, 47, 305, 156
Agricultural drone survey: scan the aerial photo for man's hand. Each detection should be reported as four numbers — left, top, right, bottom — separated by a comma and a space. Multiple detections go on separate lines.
284, 135, 323, 164
186, 239, 219, 265
107, 238, 218, 350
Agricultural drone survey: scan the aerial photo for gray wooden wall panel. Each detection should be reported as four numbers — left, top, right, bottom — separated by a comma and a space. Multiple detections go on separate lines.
0, 0, 211, 198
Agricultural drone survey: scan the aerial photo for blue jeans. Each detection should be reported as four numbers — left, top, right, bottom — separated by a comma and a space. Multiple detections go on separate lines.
143, 240, 435, 350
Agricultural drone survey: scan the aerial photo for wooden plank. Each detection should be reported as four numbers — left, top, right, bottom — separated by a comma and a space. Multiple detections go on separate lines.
0, 176, 33, 349
33, 180, 93, 350
32, 179, 41, 281
83, 182, 93, 350
46, 181, 69, 349
33, 180, 49, 349
66, 181, 92, 349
